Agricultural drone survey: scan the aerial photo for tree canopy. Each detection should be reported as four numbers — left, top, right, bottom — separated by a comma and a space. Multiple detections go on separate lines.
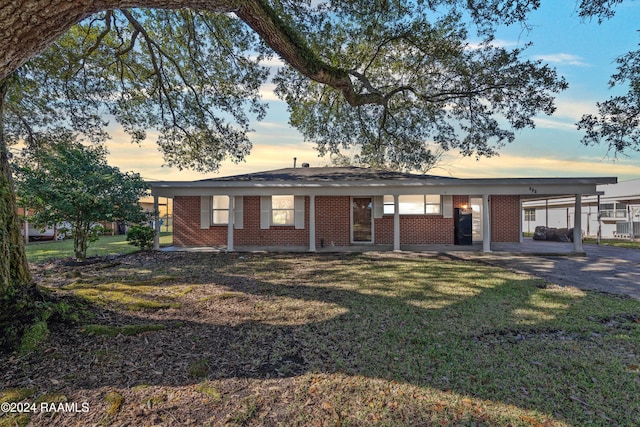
4, 8, 270, 172
4, 1, 573, 172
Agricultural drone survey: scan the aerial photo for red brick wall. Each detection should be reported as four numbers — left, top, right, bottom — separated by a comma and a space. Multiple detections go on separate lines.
374, 195, 469, 244
174, 194, 522, 246
175, 195, 311, 247
235, 196, 309, 246
315, 196, 351, 247
173, 196, 227, 246
374, 217, 394, 244
491, 195, 521, 242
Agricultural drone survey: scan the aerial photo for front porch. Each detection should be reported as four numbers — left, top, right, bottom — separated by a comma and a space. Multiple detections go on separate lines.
161, 238, 579, 255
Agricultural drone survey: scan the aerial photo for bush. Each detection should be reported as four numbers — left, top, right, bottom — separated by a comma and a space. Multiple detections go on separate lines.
126, 225, 155, 250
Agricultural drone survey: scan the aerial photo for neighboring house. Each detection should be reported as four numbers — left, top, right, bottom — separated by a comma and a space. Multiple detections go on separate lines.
522, 178, 640, 238
139, 195, 172, 231
149, 166, 616, 252
18, 207, 68, 242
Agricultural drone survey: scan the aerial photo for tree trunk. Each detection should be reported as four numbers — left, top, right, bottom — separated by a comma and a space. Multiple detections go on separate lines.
73, 226, 88, 262
0, 79, 32, 293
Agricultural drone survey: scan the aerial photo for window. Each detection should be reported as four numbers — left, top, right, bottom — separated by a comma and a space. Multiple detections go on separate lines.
600, 202, 627, 219
397, 195, 441, 215
424, 194, 441, 214
272, 195, 295, 225
524, 208, 536, 221
212, 196, 229, 224
383, 195, 395, 214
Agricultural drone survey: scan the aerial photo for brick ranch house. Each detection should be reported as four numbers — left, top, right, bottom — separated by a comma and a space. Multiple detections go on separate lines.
149, 166, 616, 253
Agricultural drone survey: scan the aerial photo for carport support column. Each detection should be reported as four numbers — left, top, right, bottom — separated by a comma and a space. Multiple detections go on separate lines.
573, 194, 583, 252
482, 195, 491, 252
309, 195, 316, 252
393, 195, 400, 251
153, 195, 160, 250
227, 195, 234, 252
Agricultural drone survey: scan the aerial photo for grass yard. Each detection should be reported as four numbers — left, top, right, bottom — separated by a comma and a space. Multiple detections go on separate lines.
582, 237, 640, 249
523, 232, 640, 249
1, 251, 639, 426
24, 232, 173, 263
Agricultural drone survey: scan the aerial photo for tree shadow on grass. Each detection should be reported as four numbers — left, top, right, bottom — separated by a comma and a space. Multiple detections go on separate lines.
3, 251, 639, 426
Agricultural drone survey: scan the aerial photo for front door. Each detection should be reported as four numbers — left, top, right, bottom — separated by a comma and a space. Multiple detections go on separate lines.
352, 197, 373, 242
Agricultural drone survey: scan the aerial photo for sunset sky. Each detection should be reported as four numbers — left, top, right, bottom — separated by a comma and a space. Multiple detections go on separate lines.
103, 2, 640, 183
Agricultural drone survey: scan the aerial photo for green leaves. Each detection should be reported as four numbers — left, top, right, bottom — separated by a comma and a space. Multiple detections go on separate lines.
6, 9, 270, 173
275, 7, 567, 171
14, 130, 148, 261
577, 49, 640, 155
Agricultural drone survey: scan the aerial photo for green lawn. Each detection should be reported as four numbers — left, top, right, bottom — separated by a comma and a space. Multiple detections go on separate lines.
3, 252, 638, 426
583, 237, 640, 249
523, 233, 640, 249
24, 232, 173, 263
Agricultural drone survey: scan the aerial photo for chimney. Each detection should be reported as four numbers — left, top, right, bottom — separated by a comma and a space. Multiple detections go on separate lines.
293, 157, 297, 168
302, 163, 310, 168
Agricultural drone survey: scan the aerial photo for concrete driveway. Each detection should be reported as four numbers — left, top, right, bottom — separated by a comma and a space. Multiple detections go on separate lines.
467, 243, 640, 300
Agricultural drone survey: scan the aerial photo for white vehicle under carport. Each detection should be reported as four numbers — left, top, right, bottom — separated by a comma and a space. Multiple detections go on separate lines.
21, 222, 71, 242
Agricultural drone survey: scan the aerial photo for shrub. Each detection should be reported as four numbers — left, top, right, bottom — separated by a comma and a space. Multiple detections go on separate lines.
126, 225, 155, 250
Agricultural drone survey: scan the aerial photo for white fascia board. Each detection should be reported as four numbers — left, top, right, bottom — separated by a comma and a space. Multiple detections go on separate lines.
523, 192, 640, 209
149, 177, 617, 198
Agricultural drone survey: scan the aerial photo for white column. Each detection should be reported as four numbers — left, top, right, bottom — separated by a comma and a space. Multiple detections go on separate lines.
519, 198, 523, 243
153, 195, 160, 250
482, 195, 491, 252
393, 195, 400, 251
573, 194, 583, 252
597, 194, 601, 245
309, 195, 316, 252
227, 195, 234, 252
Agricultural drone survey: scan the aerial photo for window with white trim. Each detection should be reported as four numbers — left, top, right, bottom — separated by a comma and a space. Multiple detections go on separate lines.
398, 195, 441, 215
424, 194, 441, 214
600, 202, 627, 219
212, 196, 229, 224
272, 195, 295, 225
524, 208, 536, 221
383, 195, 395, 214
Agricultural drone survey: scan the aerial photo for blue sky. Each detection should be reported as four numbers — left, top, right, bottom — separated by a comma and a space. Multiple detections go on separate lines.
105, 2, 640, 182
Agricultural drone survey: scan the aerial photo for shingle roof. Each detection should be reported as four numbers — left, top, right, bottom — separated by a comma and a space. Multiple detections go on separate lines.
196, 166, 454, 182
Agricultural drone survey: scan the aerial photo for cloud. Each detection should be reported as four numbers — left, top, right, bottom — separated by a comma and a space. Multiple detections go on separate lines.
466, 38, 521, 50
259, 82, 283, 102
533, 117, 577, 131
533, 53, 590, 67
431, 152, 640, 181
104, 132, 328, 182
553, 98, 599, 120
532, 97, 600, 130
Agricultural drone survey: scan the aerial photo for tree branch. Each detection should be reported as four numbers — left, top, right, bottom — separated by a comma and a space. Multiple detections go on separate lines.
234, 0, 385, 107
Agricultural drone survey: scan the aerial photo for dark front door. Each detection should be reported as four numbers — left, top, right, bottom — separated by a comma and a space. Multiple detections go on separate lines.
454, 207, 473, 245
352, 197, 373, 242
